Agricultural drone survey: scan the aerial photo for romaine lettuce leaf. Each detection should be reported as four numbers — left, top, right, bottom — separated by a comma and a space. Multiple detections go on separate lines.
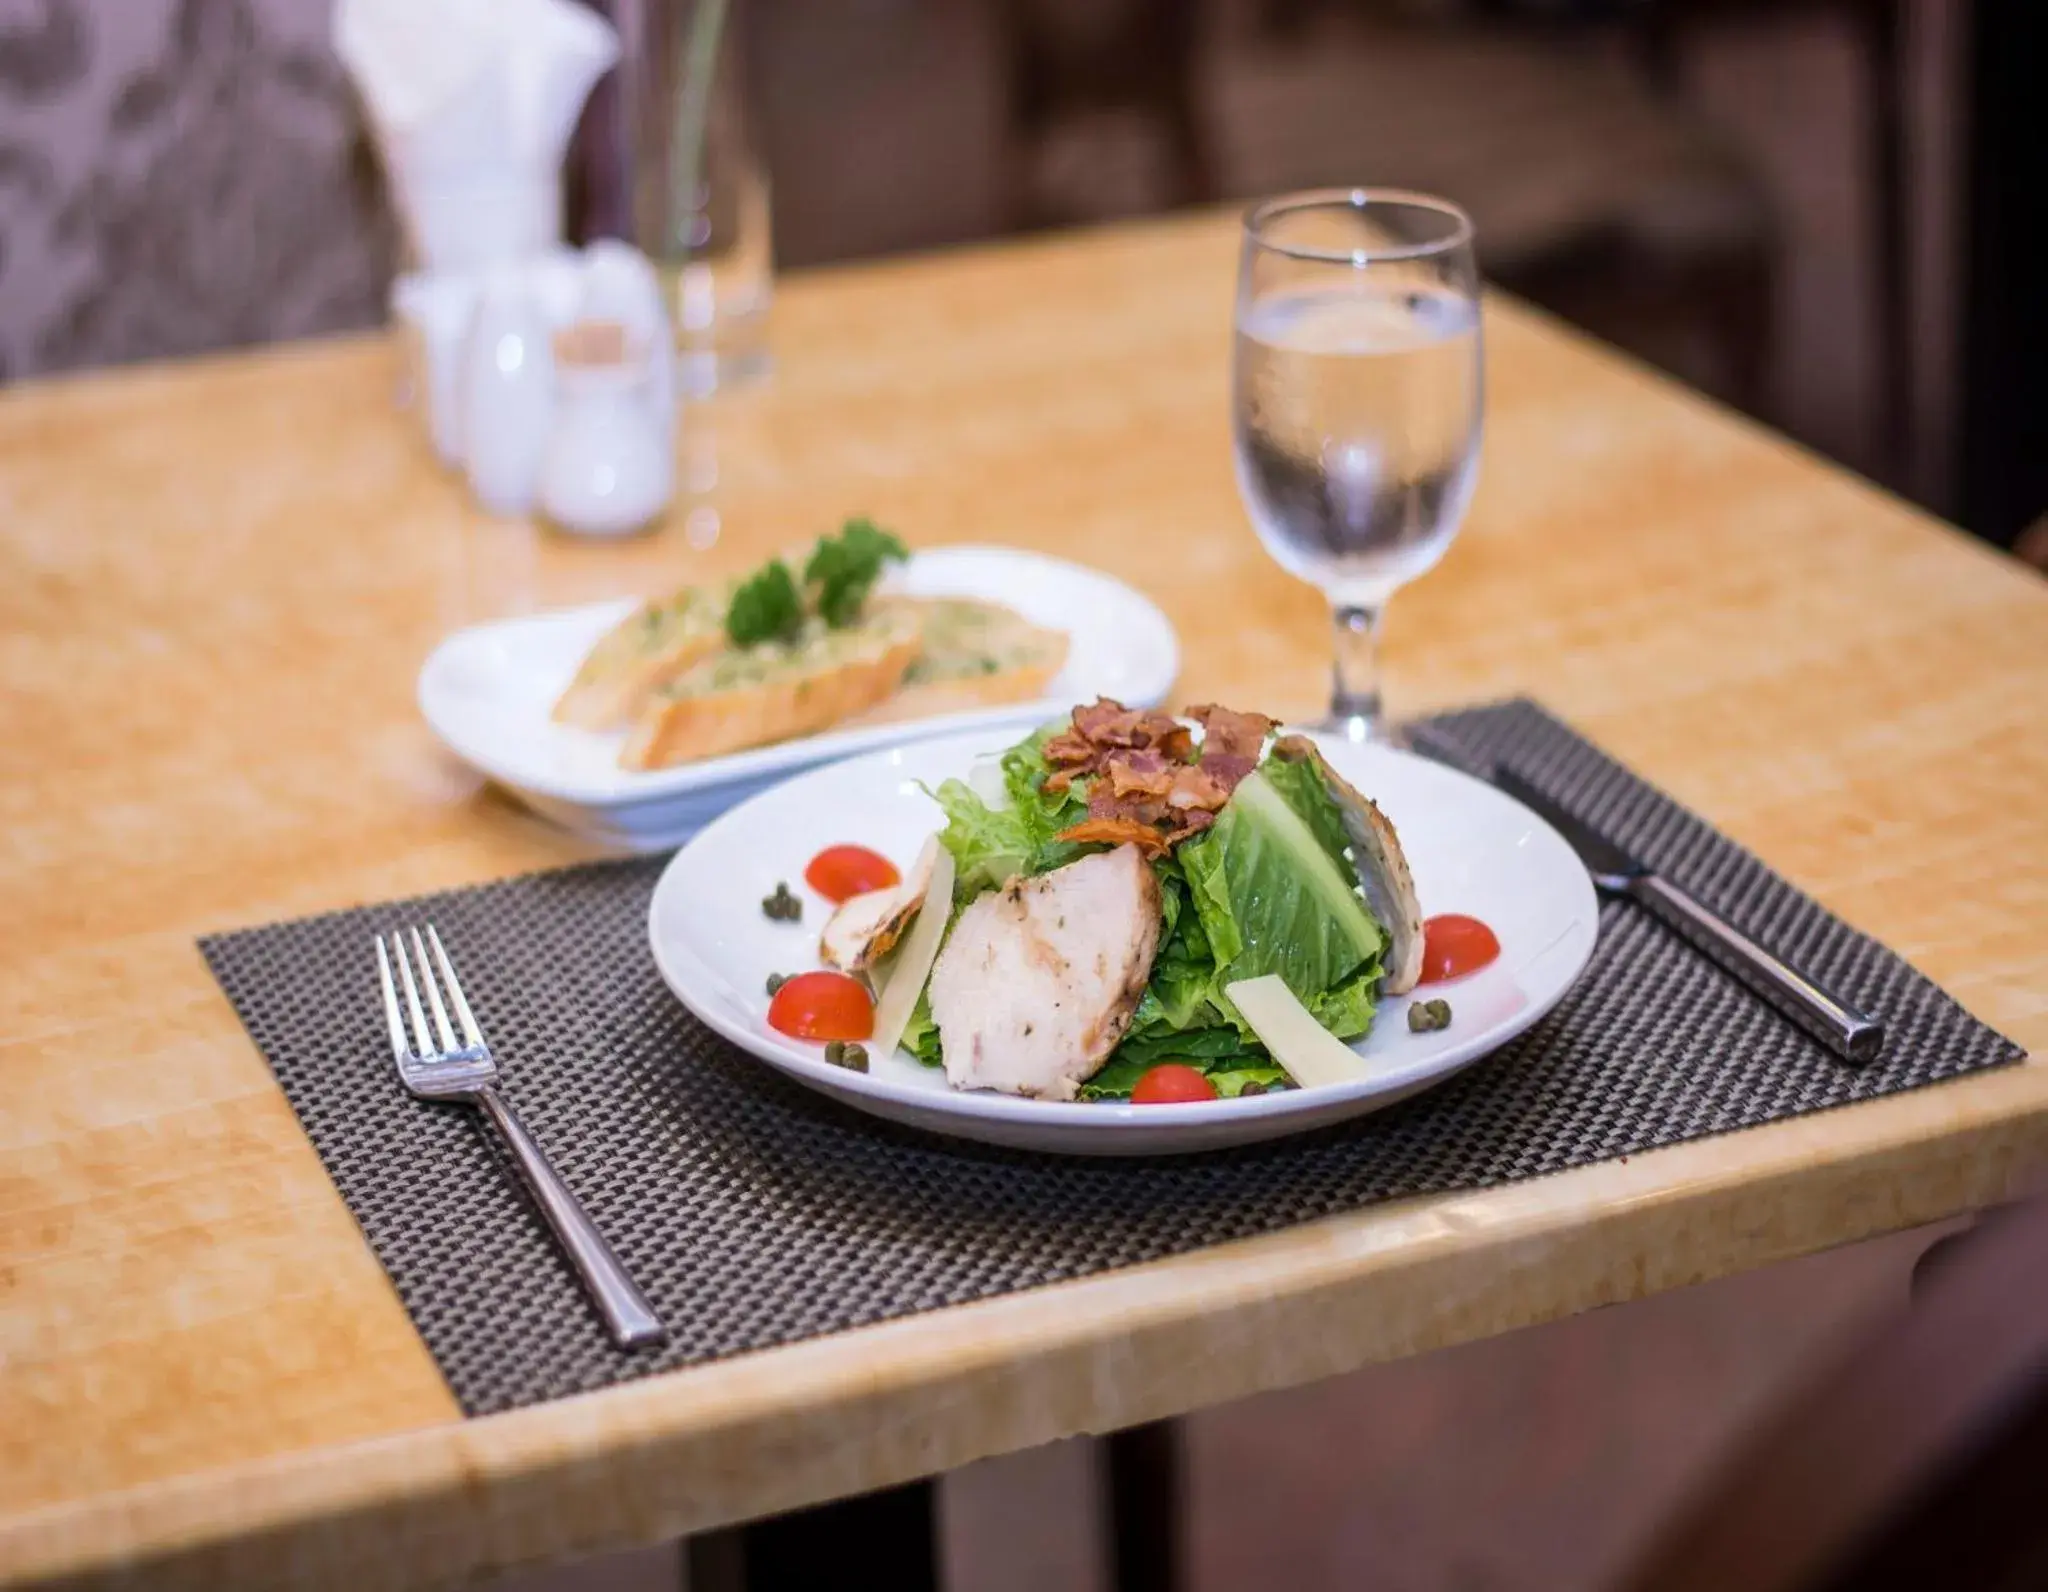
1076, 1024, 1265, 1100
1128, 861, 1218, 1032
1181, 767, 1384, 1006
1259, 752, 1355, 872
928, 720, 1087, 903
1205, 1063, 1293, 1098
897, 985, 942, 1067
1309, 966, 1379, 1041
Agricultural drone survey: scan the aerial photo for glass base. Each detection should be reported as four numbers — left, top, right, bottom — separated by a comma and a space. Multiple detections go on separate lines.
1319, 710, 1377, 744
1316, 708, 1411, 748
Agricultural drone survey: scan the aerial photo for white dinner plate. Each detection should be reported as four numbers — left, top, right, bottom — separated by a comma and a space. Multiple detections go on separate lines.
647, 727, 1600, 1155
418, 546, 1180, 850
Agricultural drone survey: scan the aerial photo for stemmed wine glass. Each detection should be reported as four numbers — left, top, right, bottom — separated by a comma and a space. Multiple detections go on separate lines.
1232, 189, 1484, 742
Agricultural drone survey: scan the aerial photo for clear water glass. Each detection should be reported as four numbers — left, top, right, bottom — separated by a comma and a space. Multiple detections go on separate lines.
1232, 189, 1484, 741
609, 0, 773, 395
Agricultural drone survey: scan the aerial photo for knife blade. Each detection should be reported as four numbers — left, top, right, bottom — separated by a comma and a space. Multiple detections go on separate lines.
1489, 767, 1645, 889
1406, 729, 1885, 1065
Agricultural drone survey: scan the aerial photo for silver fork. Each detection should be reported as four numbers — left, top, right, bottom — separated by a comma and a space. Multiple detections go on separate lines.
375, 926, 665, 1349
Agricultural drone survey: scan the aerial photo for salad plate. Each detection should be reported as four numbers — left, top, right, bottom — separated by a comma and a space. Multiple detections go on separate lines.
418, 546, 1179, 850
647, 721, 1599, 1155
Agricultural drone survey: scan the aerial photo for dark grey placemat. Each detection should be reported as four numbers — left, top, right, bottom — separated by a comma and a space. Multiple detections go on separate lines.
199, 700, 2022, 1416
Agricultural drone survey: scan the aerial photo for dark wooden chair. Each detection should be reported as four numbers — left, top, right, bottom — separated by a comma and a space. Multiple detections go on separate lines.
1616, 1197, 2048, 1592
1635, 0, 1914, 484
997, 0, 1782, 418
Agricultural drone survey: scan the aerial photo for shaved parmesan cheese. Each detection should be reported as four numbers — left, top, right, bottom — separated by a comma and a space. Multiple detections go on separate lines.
870, 838, 955, 1060
967, 754, 1008, 809
1224, 974, 1372, 1091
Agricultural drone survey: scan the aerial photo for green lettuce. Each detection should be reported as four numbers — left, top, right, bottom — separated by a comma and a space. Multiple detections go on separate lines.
927, 721, 1087, 904
1084, 763, 1384, 1094
1180, 767, 1383, 1008
1076, 1027, 1293, 1100
898, 985, 942, 1068
909, 720, 1387, 1094
1259, 753, 1355, 872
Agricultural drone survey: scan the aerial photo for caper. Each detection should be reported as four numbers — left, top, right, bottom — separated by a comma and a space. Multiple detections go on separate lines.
1407, 998, 1453, 1033
766, 972, 787, 996
823, 1040, 845, 1065
840, 1042, 869, 1073
1240, 1081, 1266, 1097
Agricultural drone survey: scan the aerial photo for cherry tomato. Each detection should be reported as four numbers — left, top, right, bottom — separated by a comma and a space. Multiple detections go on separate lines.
768, 971, 874, 1041
1419, 914, 1501, 984
804, 844, 901, 903
1130, 1064, 1220, 1105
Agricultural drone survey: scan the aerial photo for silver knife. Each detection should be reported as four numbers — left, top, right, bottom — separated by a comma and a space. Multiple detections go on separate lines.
1406, 727, 1885, 1063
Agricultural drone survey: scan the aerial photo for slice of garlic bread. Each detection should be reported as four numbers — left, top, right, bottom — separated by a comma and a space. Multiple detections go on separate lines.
858, 596, 1070, 723
620, 606, 922, 769
553, 539, 824, 730
552, 581, 734, 730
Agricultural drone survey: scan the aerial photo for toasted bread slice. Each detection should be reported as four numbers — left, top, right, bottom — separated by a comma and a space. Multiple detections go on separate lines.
552, 581, 734, 730
620, 607, 922, 769
553, 540, 826, 729
856, 596, 1070, 724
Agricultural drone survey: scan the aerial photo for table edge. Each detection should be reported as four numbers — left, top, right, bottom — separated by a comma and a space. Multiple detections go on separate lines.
6, 1053, 2041, 1590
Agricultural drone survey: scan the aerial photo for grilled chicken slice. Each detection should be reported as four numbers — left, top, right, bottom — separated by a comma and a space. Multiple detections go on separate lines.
819, 840, 938, 974
1271, 735, 1426, 994
928, 844, 1162, 1100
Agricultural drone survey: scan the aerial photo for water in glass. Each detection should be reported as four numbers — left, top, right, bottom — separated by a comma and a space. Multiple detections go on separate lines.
1234, 282, 1480, 608
1231, 189, 1482, 738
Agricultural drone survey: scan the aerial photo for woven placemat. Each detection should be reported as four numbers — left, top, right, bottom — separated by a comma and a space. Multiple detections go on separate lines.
199, 700, 2021, 1416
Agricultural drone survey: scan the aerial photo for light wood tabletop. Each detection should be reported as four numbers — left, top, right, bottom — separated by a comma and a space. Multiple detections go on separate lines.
4, 210, 2045, 1590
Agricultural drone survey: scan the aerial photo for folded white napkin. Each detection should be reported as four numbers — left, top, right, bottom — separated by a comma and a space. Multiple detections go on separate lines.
336, 0, 619, 272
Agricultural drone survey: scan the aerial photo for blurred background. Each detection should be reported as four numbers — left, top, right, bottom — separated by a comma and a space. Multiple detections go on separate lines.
3, 4, 2043, 1588
2, 0, 2043, 561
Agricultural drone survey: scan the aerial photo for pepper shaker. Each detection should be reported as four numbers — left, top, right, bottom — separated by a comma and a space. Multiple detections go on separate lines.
539, 320, 674, 538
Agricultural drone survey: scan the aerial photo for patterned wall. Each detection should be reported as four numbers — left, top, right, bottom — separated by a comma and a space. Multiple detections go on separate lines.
0, 0, 396, 382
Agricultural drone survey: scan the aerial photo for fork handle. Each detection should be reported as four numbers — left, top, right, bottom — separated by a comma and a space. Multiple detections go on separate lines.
478, 1087, 666, 1349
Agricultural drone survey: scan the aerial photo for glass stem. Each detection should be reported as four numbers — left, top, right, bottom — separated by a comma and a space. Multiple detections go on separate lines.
1329, 602, 1385, 741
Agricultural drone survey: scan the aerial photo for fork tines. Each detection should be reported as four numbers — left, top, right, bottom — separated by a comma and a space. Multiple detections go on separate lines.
376, 925, 486, 1062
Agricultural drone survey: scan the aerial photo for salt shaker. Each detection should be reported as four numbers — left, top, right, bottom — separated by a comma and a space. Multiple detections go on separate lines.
579, 240, 677, 425
461, 270, 556, 516
539, 321, 673, 538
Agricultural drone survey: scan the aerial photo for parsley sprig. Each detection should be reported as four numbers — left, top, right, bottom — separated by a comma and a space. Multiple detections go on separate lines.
805, 518, 907, 626
724, 558, 804, 647
724, 518, 908, 647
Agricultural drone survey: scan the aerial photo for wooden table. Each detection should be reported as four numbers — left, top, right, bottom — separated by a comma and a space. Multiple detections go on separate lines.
4, 211, 2045, 1590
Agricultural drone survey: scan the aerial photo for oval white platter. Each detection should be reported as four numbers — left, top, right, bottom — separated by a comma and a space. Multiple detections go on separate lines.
648, 726, 1600, 1156
418, 546, 1180, 850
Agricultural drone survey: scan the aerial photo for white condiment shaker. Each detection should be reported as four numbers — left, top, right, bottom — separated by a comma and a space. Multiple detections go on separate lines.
538, 322, 673, 538
578, 240, 676, 425
461, 269, 556, 516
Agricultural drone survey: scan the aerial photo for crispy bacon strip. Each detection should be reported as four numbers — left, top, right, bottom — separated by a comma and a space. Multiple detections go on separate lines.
1071, 699, 1188, 751
1165, 764, 1232, 810
1188, 703, 1275, 762
1052, 817, 1176, 857
1105, 759, 1175, 800
1042, 697, 1276, 851
1187, 702, 1276, 797
1043, 698, 1192, 792
1042, 728, 1096, 768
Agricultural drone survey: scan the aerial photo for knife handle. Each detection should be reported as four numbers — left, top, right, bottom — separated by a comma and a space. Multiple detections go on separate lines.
1625, 874, 1885, 1064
